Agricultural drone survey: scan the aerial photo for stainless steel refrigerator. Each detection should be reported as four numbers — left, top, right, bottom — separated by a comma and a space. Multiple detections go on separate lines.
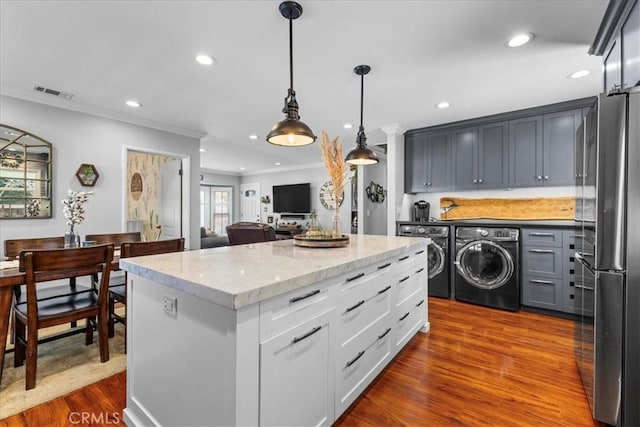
574, 86, 639, 427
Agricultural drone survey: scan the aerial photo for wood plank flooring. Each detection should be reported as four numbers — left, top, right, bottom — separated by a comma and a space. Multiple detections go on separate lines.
1, 298, 602, 426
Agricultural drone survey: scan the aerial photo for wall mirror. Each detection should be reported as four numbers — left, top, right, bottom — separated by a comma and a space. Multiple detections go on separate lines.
0, 124, 53, 219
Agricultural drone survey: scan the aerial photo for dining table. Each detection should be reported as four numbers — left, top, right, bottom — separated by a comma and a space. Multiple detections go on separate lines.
0, 249, 121, 384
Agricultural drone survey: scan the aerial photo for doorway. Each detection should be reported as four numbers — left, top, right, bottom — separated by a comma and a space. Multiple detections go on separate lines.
240, 182, 261, 223
125, 149, 189, 246
201, 185, 233, 235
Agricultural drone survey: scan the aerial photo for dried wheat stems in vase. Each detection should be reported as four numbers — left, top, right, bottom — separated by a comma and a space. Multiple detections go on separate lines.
320, 131, 348, 204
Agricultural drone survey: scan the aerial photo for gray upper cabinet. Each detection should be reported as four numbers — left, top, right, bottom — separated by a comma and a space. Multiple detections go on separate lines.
452, 123, 508, 190
508, 110, 581, 188
543, 109, 582, 186
405, 131, 452, 193
405, 98, 592, 193
622, 0, 639, 89
509, 116, 542, 188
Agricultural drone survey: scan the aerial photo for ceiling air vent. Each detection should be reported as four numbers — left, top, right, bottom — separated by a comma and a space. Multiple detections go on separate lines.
33, 85, 74, 100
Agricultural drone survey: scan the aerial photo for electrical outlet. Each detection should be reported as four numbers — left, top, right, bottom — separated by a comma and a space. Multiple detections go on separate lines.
162, 295, 177, 316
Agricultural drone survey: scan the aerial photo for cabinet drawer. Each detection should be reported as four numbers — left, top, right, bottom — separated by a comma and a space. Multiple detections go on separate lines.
394, 287, 426, 351
395, 266, 427, 307
336, 317, 393, 415
521, 229, 563, 247
337, 264, 392, 314
521, 275, 562, 310
392, 249, 425, 275
522, 246, 563, 278
337, 282, 393, 347
260, 282, 334, 341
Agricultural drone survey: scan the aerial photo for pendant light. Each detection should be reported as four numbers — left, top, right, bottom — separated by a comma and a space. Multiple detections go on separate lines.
266, 1, 316, 147
345, 65, 379, 165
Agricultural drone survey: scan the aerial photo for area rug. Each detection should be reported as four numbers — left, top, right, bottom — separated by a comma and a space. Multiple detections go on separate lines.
0, 320, 126, 419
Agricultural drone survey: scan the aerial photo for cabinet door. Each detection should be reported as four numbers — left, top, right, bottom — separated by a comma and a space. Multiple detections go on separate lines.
451, 127, 478, 190
622, 0, 640, 88
260, 309, 334, 427
522, 275, 563, 310
509, 116, 543, 188
426, 131, 452, 192
604, 39, 622, 94
404, 133, 427, 193
478, 121, 509, 189
522, 246, 563, 278
543, 109, 581, 186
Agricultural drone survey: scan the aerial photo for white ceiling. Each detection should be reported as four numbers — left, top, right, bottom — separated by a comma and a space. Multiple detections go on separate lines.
0, 1, 608, 175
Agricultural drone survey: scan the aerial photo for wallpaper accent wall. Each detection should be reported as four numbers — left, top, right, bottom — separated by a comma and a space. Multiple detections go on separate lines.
127, 151, 174, 241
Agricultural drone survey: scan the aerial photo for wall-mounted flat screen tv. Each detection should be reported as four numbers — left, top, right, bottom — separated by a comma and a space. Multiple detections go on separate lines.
273, 183, 311, 214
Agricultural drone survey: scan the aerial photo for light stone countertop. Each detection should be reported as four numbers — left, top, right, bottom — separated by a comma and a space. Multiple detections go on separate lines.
120, 234, 429, 310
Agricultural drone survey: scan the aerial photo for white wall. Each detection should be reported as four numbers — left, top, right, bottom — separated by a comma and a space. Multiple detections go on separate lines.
0, 95, 201, 258
400, 185, 575, 221
241, 165, 354, 234
200, 171, 242, 223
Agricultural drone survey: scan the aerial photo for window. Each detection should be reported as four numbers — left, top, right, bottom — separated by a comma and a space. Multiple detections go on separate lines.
200, 185, 233, 235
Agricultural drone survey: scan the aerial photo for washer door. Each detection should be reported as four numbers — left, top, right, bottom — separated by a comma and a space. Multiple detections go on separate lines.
427, 241, 446, 279
455, 240, 514, 290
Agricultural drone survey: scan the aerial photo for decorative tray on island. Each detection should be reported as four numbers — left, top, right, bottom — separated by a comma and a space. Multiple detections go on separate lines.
293, 234, 350, 248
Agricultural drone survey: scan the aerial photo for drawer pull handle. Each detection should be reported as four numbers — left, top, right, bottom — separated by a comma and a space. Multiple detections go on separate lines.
345, 300, 365, 313
398, 256, 410, 261
291, 326, 322, 344
415, 250, 425, 255
530, 279, 554, 285
378, 328, 392, 340
415, 299, 425, 307
346, 350, 365, 368
377, 262, 391, 270
377, 285, 391, 295
574, 284, 594, 291
529, 232, 555, 237
415, 267, 425, 274
289, 289, 320, 304
346, 272, 365, 282
399, 312, 410, 322
399, 276, 410, 283
529, 249, 554, 253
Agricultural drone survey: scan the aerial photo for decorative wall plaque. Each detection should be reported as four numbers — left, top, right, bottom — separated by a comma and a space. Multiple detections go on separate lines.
75, 163, 99, 186
131, 172, 143, 201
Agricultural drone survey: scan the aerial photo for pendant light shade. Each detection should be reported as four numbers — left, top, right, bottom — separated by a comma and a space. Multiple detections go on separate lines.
267, 1, 316, 147
345, 65, 379, 165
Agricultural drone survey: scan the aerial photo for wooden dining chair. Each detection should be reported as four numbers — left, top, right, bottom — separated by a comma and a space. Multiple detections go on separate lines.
84, 232, 142, 338
13, 244, 114, 390
4, 236, 89, 339
112, 238, 185, 346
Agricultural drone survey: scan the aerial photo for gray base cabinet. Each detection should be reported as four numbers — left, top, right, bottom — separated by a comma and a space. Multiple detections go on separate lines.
521, 227, 587, 316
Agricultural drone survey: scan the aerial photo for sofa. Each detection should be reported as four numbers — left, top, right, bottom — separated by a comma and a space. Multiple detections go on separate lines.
200, 227, 230, 249
225, 222, 277, 246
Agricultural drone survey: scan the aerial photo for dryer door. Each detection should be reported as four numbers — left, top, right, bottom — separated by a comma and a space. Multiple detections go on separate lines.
427, 241, 446, 279
455, 240, 514, 290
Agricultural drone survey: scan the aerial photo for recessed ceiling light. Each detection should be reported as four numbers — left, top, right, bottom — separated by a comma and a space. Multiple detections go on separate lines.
249, 134, 258, 140
195, 54, 215, 65
126, 100, 141, 108
199, 148, 206, 152
568, 70, 591, 79
275, 162, 281, 166
436, 102, 450, 109
240, 167, 246, 170
507, 33, 533, 47
343, 123, 353, 129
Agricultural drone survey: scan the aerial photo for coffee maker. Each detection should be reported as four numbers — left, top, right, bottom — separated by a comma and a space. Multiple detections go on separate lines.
412, 201, 430, 223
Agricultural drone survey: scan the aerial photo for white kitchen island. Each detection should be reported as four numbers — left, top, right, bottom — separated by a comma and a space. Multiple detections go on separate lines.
120, 234, 430, 427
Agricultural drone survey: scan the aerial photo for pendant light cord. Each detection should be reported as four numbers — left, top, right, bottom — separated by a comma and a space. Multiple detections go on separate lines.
359, 72, 364, 128
289, 16, 294, 92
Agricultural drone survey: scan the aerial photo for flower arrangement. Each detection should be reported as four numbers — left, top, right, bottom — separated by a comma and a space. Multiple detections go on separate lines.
25, 199, 41, 217
62, 190, 93, 232
320, 131, 348, 237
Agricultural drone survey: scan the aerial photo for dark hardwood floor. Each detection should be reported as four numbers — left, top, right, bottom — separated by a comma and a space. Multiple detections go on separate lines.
1, 298, 601, 426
